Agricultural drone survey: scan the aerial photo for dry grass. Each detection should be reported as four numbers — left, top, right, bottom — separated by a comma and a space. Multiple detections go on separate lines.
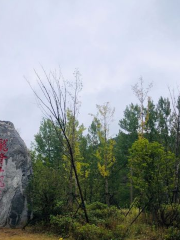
0, 228, 58, 240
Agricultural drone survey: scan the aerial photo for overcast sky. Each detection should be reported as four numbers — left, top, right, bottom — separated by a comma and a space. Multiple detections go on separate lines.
1, 0, 180, 147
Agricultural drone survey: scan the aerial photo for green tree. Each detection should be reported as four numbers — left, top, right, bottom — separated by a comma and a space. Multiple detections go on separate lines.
129, 138, 176, 223
117, 103, 140, 204
144, 97, 158, 142
156, 97, 172, 151
85, 119, 104, 203
119, 103, 140, 138
33, 118, 63, 168
29, 158, 65, 222
168, 93, 180, 202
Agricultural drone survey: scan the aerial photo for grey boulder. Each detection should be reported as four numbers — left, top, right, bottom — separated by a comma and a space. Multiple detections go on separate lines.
0, 121, 32, 228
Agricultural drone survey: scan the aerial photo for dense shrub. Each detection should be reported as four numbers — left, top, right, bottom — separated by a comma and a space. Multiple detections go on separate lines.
73, 224, 113, 240
28, 158, 66, 222
49, 203, 126, 240
164, 227, 180, 240
87, 202, 108, 211
156, 204, 180, 227
50, 215, 77, 236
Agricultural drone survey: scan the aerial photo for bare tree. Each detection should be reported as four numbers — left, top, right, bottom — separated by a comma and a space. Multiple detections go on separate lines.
27, 68, 89, 223
132, 77, 153, 137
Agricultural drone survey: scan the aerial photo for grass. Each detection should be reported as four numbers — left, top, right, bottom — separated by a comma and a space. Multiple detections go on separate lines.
0, 228, 58, 240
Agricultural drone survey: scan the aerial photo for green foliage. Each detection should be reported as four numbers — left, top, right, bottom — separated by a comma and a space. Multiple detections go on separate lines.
33, 118, 63, 168
129, 138, 176, 215
73, 223, 114, 240
164, 227, 180, 240
155, 204, 180, 227
119, 103, 140, 135
87, 202, 108, 210
156, 97, 173, 150
144, 98, 158, 141
93, 205, 118, 219
50, 205, 124, 240
50, 215, 76, 235
28, 154, 67, 222
30, 92, 180, 239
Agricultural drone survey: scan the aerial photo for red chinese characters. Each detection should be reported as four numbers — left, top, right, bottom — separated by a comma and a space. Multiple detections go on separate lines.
0, 153, 7, 172
0, 139, 8, 152
0, 139, 8, 194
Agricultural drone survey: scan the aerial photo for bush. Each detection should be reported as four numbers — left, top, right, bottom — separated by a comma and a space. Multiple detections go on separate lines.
49, 205, 126, 239
156, 204, 180, 227
87, 202, 108, 211
87, 202, 120, 220
73, 223, 114, 240
164, 227, 180, 240
114, 224, 127, 239
28, 160, 66, 222
50, 215, 77, 235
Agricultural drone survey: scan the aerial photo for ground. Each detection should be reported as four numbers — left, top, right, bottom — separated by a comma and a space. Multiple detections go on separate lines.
0, 228, 58, 240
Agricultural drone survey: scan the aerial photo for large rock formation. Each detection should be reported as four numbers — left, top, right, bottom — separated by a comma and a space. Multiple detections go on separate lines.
0, 121, 32, 228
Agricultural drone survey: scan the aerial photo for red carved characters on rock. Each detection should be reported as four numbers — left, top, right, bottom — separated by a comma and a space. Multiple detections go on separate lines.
0, 139, 8, 152
0, 139, 8, 194
0, 153, 7, 171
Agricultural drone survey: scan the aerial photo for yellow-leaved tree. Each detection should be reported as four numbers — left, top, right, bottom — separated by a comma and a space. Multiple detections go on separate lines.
62, 109, 89, 208
90, 102, 116, 206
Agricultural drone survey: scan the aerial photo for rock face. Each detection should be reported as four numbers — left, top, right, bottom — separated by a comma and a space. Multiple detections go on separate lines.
0, 121, 32, 228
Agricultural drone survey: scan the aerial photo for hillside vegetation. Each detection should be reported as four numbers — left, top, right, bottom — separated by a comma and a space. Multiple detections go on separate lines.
27, 76, 180, 239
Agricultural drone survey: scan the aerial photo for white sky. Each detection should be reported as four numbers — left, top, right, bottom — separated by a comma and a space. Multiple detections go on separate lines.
1, 0, 180, 147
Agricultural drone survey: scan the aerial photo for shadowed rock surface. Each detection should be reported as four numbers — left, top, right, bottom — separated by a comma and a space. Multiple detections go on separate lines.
0, 121, 32, 228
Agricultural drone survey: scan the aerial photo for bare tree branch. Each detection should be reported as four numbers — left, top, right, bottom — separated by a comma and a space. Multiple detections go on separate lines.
27, 67, 89, 223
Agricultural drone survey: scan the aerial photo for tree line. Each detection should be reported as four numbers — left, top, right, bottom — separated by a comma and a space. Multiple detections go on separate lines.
29, 70, 180, 227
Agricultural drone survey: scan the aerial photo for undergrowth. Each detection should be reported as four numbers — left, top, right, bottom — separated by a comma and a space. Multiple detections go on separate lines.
29, 202, 180, 240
